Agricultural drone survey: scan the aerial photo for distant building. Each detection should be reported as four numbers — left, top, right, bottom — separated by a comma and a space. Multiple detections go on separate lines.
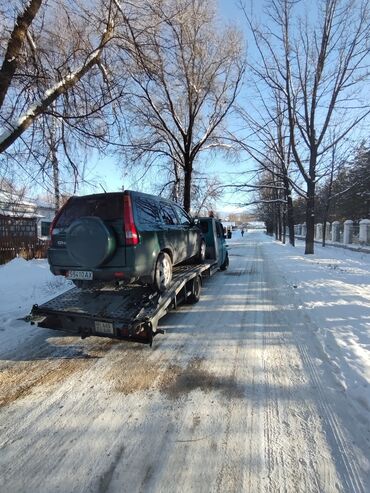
36, 201, 55, 239
220, 220, 236, 230
0, 190, 55, 241
246, 221, 266, 230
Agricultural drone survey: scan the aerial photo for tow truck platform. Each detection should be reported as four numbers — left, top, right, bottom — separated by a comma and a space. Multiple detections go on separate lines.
27, 261, 218, 346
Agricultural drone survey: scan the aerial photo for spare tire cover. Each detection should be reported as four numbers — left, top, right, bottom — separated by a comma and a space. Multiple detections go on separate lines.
66, 216, 116, 268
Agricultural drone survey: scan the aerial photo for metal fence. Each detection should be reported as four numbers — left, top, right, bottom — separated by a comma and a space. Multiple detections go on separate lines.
352, 224, 360, 244
324, 224, 332, 241
295, 219, 370, 247
338, 223, 344, 243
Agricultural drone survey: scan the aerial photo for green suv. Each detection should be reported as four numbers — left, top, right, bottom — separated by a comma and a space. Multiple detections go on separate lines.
48, 191, 206, 291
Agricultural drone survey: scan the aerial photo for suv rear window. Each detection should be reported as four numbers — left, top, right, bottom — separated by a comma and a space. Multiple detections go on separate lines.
199, 221, 209, 234
173, 204, 192, 226
135, 196, 161, 225
160, 203, 179, 225
216, 222, 224, 237
55, 195, 123, 228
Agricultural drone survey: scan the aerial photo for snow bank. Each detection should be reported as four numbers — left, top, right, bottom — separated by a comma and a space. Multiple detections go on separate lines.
0, 257, 72, 316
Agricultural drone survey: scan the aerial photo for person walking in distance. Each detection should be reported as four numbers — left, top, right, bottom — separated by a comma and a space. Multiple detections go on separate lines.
241, 229, 245, 237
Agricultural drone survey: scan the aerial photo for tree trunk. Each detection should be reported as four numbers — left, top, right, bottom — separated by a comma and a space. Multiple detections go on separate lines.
282, 208, 286, 244
305, 180, 315, 254
183, 157, 192, 212
322, 218, 327, 247
274, 205, 280, 240
322, 157, 334, 247
282, 171, 295, 246
277, 204, 282, 241
286, 194, 295, 246
172, 162, 180, 203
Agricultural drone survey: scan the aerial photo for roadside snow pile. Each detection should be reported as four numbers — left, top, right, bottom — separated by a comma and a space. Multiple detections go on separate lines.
0, 257, 72, 316
262, 234, 370, 413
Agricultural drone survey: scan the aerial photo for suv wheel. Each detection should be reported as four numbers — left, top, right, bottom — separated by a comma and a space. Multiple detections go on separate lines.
153, 252, 172, 292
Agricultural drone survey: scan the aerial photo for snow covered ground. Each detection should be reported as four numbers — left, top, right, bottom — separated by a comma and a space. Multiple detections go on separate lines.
0, 233, 369, 492
262, 235, 370, 415
0, 257, 72, 357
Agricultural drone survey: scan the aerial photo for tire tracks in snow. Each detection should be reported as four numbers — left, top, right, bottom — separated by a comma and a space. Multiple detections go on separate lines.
244, 238, 349, 493
262, 239, 365, 493
215, 241, 265, 493
297, 342, 365, 493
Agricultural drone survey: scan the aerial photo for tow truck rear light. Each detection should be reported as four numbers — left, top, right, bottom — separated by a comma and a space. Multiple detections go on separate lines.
123, 194, 139, 246
114, 272, 125, 278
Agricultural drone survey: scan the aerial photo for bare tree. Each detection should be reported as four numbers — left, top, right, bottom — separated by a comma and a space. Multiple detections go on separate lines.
0, 1, 118, 154
246, 0, 370, 253
232, 86, 298, 246
191, 175, 223, 216
319, 139, 350, 246
118, 0, 245, 212
252, 169, 286, 238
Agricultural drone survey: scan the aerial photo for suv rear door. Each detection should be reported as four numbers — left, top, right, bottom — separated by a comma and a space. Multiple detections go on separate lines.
132, 193, 162, 263
173, 204, 198, 258
49, 193, 126, 269
159, 201, 186, 264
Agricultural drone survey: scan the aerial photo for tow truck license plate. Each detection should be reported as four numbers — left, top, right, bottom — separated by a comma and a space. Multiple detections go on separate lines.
95, 321, 114, 335
67, 270, 93, 280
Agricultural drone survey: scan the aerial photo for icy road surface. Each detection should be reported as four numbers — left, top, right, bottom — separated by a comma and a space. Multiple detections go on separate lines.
0, 232, 369, 492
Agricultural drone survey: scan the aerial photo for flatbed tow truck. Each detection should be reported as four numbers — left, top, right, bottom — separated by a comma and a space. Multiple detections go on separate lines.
26, 218, 228, 346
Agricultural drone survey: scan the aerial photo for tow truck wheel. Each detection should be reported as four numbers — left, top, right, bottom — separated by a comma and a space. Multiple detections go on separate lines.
153, 252, 172, 292
220, 252, 229, 271
186, 275, 201, 304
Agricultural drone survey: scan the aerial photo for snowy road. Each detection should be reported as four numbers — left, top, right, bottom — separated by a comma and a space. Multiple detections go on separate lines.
0, 233, 369, 492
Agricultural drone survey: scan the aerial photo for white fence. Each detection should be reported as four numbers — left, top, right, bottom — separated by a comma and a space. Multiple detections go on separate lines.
294, 219, 370, 246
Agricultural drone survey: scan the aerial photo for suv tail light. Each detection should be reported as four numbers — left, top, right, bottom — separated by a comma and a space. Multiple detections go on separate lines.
49, 198, 71, 236
123, 194, 139, 246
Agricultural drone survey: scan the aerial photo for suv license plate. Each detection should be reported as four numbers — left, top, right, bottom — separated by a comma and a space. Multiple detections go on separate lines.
67, 270, 93, 280
95, 321, 114, 335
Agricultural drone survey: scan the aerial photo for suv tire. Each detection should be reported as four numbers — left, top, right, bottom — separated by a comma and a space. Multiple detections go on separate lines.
186, 275, 201, 304
153, 252, 172, 292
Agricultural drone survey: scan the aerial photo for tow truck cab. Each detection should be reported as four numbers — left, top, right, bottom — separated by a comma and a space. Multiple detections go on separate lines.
197, 217, 229, 270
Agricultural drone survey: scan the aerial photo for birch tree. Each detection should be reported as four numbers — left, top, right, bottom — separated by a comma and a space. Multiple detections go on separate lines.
0, 1, 118, 154
0, 0, 125, 201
